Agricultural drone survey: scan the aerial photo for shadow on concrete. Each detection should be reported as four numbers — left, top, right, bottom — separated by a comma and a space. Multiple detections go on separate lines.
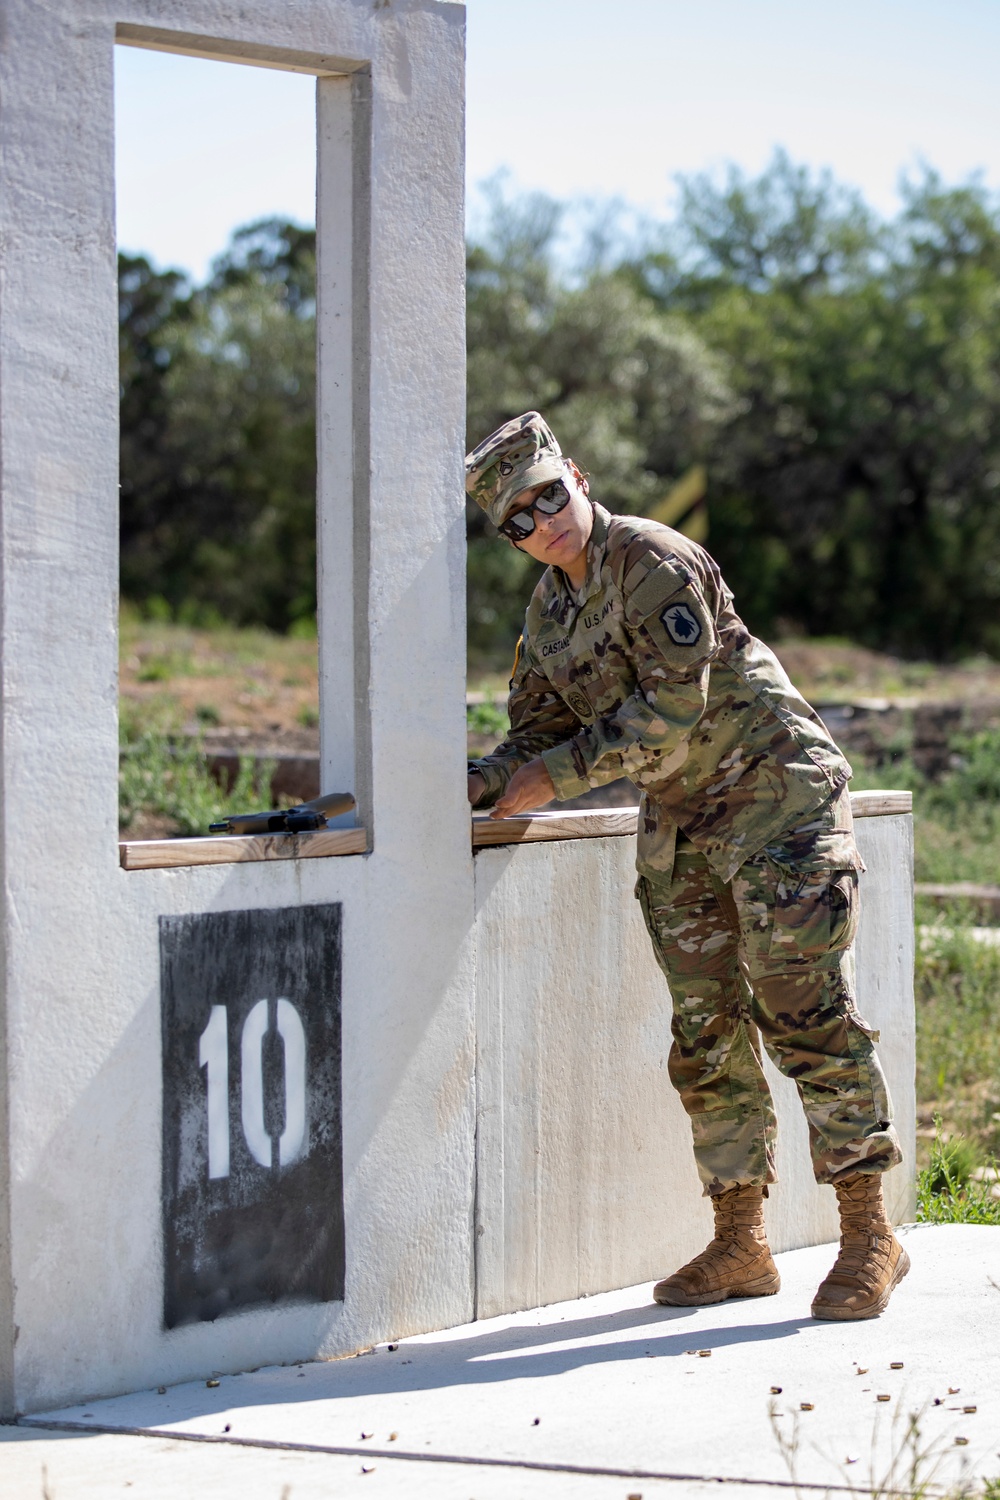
28, 1303, 819, 1432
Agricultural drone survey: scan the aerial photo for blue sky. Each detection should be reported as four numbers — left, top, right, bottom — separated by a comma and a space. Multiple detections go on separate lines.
115, 0, 1000, 282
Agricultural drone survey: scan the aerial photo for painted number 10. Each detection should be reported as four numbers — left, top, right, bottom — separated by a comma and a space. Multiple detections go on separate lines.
198, 1000, 307, 1180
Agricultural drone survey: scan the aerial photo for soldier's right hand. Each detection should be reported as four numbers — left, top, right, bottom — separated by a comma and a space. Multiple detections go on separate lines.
467, 771, 486, 805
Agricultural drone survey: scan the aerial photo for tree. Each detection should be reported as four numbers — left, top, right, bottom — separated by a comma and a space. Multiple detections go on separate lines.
119, 175, 1000, 663
119, 221, 318, 630
645, 161, 1000, 655
466, 184, 732, 659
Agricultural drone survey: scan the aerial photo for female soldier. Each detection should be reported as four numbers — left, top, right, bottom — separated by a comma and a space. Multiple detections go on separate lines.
466, 411, 907, 1321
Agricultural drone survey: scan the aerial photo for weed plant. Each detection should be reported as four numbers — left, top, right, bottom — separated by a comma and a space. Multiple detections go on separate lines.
917, 1116, 1000, 1227
119, 703, 275, 837
771, 1398, 1000, 1499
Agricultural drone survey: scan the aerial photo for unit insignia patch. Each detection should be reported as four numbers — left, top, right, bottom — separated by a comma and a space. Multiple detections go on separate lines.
661, 601, 702, 645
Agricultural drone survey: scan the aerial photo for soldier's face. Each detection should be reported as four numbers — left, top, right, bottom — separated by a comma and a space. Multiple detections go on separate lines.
505, 468, 594, 579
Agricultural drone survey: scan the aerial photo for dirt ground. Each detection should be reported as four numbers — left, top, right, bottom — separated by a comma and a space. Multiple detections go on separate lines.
120, 618, 1000, 757
120, 612, 321, 753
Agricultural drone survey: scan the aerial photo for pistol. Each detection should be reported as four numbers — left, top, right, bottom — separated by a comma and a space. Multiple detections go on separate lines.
210, 790, 355, 837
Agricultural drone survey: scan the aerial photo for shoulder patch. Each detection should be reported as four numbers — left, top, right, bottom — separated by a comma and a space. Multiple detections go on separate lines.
661, 601, 702, 645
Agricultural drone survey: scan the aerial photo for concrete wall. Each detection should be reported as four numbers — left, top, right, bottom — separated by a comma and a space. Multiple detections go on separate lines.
0, 0, 469, 1415
473, 808, 915, 1320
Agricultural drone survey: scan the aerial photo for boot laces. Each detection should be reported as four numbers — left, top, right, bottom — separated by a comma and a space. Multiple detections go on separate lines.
712, 1186, 766, 1236
699, 1188, 768, 1262
829, 1176, 892, 1284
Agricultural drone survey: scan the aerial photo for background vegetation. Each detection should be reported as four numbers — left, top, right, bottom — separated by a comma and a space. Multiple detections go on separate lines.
120, 153, 1000, 662
120, 220, 318, 632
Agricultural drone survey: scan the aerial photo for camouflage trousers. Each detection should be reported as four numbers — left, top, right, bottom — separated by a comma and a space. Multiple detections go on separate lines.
635, 796, 902, 1195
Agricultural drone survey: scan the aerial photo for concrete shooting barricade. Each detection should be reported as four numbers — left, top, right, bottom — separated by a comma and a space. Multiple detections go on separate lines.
0, 0, 916, 1421
0, 0, 470, 1416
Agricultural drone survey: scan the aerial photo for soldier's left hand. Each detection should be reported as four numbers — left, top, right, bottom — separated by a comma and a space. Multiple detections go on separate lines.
491, 758, 555, 819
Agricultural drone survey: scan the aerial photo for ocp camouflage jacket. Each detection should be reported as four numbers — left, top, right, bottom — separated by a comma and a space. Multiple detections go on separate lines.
469, 503, 853, 882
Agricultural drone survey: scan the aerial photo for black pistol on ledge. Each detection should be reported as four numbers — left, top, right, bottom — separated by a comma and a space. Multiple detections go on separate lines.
210, 790, 356, 837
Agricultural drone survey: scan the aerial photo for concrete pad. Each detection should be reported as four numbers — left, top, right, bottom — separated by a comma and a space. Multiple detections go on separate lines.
13, 1225, 1000, 1498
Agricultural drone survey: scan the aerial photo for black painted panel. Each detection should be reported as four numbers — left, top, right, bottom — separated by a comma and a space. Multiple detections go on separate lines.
160, 904, 344, 1328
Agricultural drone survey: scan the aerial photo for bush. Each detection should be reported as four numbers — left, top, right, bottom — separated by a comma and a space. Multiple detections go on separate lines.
467, 700, 510, 739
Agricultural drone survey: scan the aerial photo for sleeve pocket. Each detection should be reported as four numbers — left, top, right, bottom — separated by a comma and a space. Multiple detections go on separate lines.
634, 582, 719, 672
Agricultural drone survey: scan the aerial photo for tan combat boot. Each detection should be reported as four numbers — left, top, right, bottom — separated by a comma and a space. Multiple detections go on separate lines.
811, 1173, 910, 1321
653, 1185, 780, 1306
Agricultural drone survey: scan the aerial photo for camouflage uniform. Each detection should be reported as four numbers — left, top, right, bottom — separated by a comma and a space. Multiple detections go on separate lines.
468, 430, 901, 1195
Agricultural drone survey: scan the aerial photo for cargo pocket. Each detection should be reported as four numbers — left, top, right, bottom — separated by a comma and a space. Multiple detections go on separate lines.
766, 864, 859, 962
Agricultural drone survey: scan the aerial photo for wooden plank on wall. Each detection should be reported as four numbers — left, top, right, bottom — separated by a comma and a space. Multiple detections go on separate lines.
120, 790, 912, 868
850, 790, 912, 818
473, 788, 912, 849
473, 808, 639, 847
120, 826, 367, 872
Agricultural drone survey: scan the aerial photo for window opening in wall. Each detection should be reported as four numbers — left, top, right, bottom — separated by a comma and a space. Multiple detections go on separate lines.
115, 45, 322, 844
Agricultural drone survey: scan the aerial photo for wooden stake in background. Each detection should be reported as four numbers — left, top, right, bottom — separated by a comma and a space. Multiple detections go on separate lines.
647, 463, 708, 544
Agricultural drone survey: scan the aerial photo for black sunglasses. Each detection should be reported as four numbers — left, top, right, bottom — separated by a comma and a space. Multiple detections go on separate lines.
498, 478, 571, 541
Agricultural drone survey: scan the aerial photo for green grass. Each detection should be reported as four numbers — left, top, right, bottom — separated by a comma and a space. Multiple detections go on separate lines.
917, 1118, 1000, 1226
852, 727, 1000, 887
856, 734, 1000, 1181
914, 926, 1000, 1178
119, 703, 275, 837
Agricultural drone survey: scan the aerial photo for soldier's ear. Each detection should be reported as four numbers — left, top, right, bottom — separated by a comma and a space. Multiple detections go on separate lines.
567, 460, 589, 496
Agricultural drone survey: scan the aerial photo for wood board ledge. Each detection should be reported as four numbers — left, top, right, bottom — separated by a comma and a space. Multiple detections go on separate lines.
473, 807, 638, 847
473, 788, 911, 849
849, 789, 912, 817
120, 825, 368, 871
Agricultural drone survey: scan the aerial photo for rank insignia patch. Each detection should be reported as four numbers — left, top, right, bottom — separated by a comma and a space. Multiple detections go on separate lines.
661, 601, 702, 645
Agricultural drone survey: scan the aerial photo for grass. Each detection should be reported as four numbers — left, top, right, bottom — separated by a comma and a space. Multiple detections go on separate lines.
466, 700, 509, 739
854, 739, 1000, 1184
914, 925, 1000, 1177
917, 1121, 1000, 1226
119, 604, 318, 741
119, 701, 275, 838
851, 728, 1000, 889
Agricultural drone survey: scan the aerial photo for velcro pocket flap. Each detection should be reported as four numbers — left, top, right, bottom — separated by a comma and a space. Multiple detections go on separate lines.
762, 828, 861, 873
624, 556, 693, 626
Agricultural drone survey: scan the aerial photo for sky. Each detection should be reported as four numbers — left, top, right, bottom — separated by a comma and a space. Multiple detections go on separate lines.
115, 0, 1000, 283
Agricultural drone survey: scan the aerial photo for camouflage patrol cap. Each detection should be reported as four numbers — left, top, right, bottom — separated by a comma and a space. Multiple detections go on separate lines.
465, 411, 566, 529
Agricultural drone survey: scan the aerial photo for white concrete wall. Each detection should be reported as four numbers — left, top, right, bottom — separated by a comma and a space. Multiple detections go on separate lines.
0, 0, 469, 1415
473, 810, 915, 1320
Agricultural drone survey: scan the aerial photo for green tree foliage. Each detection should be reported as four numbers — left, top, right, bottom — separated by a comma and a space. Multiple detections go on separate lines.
120, 162, 1000, 661
465, 182, 733, 656
642, 156, 1000, 655
119, 219, 317, 631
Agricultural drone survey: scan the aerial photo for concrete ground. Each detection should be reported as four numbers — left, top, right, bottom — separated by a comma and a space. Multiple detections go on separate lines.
5, 1224, 999, 1500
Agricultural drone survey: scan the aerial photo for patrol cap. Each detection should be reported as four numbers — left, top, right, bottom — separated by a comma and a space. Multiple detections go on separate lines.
465, 411, 565, 529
